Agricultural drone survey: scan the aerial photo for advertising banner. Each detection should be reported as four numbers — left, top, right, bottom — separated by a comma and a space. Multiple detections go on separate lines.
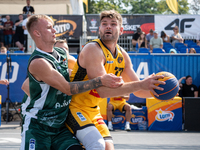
0, 54, 29, 103
3, 15, 82, 39
86, 14, 154, 36
155, 15, 200, 38
0, 54, 200, 103
146, 97, 182, 131
112, 107, 147, 130
49, 15, 82, 38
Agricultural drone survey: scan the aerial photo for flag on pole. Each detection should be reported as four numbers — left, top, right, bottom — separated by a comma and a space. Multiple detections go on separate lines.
82, 0, 88, 13
166, 0, 178, 14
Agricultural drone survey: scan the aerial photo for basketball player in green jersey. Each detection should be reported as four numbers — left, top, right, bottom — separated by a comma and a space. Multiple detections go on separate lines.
20, 14, 122, 150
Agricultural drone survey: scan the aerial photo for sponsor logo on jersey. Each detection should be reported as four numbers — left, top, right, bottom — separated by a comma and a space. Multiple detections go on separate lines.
117, 57, 123, 63
29, 139, 35, 150
63, 58, 67, 65
77, 112, 86, 121
97, 118, 105, 125
89, 89, 100, 98
55, 99, 71, 108
155, 109, 174, 122
107, 61, 114, 64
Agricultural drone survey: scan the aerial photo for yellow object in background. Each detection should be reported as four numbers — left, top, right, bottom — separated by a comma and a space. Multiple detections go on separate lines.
82, 0, 88, 12
166, 0, 178, 14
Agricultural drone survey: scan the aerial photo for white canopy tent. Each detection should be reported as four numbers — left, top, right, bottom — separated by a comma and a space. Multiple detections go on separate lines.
0, 0, 86, 53
0, 0, 85, 15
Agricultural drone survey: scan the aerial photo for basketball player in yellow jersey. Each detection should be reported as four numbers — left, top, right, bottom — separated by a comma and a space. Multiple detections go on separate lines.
65, 10, 165, 150
107, 97, 132, 131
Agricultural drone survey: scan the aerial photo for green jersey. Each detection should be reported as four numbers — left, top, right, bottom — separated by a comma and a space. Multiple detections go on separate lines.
23, 47, 71, 128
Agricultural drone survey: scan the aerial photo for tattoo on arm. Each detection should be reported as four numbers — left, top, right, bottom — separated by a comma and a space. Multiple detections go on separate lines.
69, 77, 102, 95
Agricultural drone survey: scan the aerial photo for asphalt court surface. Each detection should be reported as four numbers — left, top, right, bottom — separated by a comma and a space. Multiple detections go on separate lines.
0, 122, 200, 150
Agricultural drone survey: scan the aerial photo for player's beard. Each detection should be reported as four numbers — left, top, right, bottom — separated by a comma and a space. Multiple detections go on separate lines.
100, 31, 118, 43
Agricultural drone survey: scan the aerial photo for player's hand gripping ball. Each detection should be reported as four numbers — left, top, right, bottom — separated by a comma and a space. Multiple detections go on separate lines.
151, 72, 179, 100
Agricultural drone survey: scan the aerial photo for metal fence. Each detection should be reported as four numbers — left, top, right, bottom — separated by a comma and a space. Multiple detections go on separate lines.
6, 35, 198, 53
80, 35, 134, 52
80, 35, 198, 52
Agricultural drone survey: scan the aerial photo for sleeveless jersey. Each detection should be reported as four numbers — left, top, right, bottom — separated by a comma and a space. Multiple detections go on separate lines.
23, 47, 71, 128
70, 39, 125, 108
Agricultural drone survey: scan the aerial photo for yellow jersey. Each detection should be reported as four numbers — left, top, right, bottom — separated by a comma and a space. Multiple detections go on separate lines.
70, 39, 125, 108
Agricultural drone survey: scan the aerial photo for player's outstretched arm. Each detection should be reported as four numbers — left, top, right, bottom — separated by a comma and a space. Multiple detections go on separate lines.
121, 49, 165, 98
28, 58, 122, 96
79, 43, 165, 98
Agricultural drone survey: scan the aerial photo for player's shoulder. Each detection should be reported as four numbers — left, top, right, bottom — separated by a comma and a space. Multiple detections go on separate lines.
81, 42, 102, 55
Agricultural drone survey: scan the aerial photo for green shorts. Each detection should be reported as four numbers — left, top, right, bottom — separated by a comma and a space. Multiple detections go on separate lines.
21, 118, 80, 150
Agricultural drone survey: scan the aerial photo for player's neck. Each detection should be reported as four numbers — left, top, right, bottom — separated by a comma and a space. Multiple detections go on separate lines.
101, 40, 117, 54
36, 42, 54, 53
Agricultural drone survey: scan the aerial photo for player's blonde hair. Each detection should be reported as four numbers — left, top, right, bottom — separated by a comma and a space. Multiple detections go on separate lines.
26, 14, 54, 35
100, 10, 122, 27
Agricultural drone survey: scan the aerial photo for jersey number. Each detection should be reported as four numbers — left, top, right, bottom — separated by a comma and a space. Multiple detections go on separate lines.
114, 67, 124, 76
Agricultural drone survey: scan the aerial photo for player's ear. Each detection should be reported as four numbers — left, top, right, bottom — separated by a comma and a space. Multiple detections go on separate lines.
119, 26, 123, 36
33, 30, 41, 37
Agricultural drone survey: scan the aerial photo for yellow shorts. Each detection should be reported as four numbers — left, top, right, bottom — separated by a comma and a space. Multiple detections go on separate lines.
65, 105, 111, 139
109, 98, 128, 112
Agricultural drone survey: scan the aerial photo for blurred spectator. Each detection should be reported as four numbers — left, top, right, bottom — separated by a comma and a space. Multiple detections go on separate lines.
0, 46, 7, 54
0, 15, 4, 47
150, 30, 164, 52
3, 15, 13, 48
23, 0, 35, 15
14, 14, 24, 51
171, 26, 183, 47
132, 27, 142, 48
169, 48, 177, 54
137, 32, 147, 48
22, 12, 31, 52
197, 32, 200, 46
146, 29, 154, 48
107, 97, 132, 131
0, 79, 9, 85
161, 31, 170, 43
178, 76, 198, 97
189, 48, 196, 54
54, 39, 69, 51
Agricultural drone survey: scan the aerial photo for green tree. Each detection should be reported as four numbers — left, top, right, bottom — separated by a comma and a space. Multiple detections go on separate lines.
87, 0, 128, 14
157, 0, 189, 14
127, 0, 160, 14
190, 0, 200, 14
85, 0, 189, 15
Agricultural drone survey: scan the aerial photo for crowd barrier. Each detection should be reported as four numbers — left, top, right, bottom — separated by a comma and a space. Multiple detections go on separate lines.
112, 107, 147, 130
147, 97, 182, 131
0, 53, 200, 104
184, 97, 200, 131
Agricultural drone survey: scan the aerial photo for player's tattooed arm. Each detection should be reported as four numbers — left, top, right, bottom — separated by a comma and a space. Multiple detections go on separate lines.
69, 77, 102, 95
69, 73, 122, 95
